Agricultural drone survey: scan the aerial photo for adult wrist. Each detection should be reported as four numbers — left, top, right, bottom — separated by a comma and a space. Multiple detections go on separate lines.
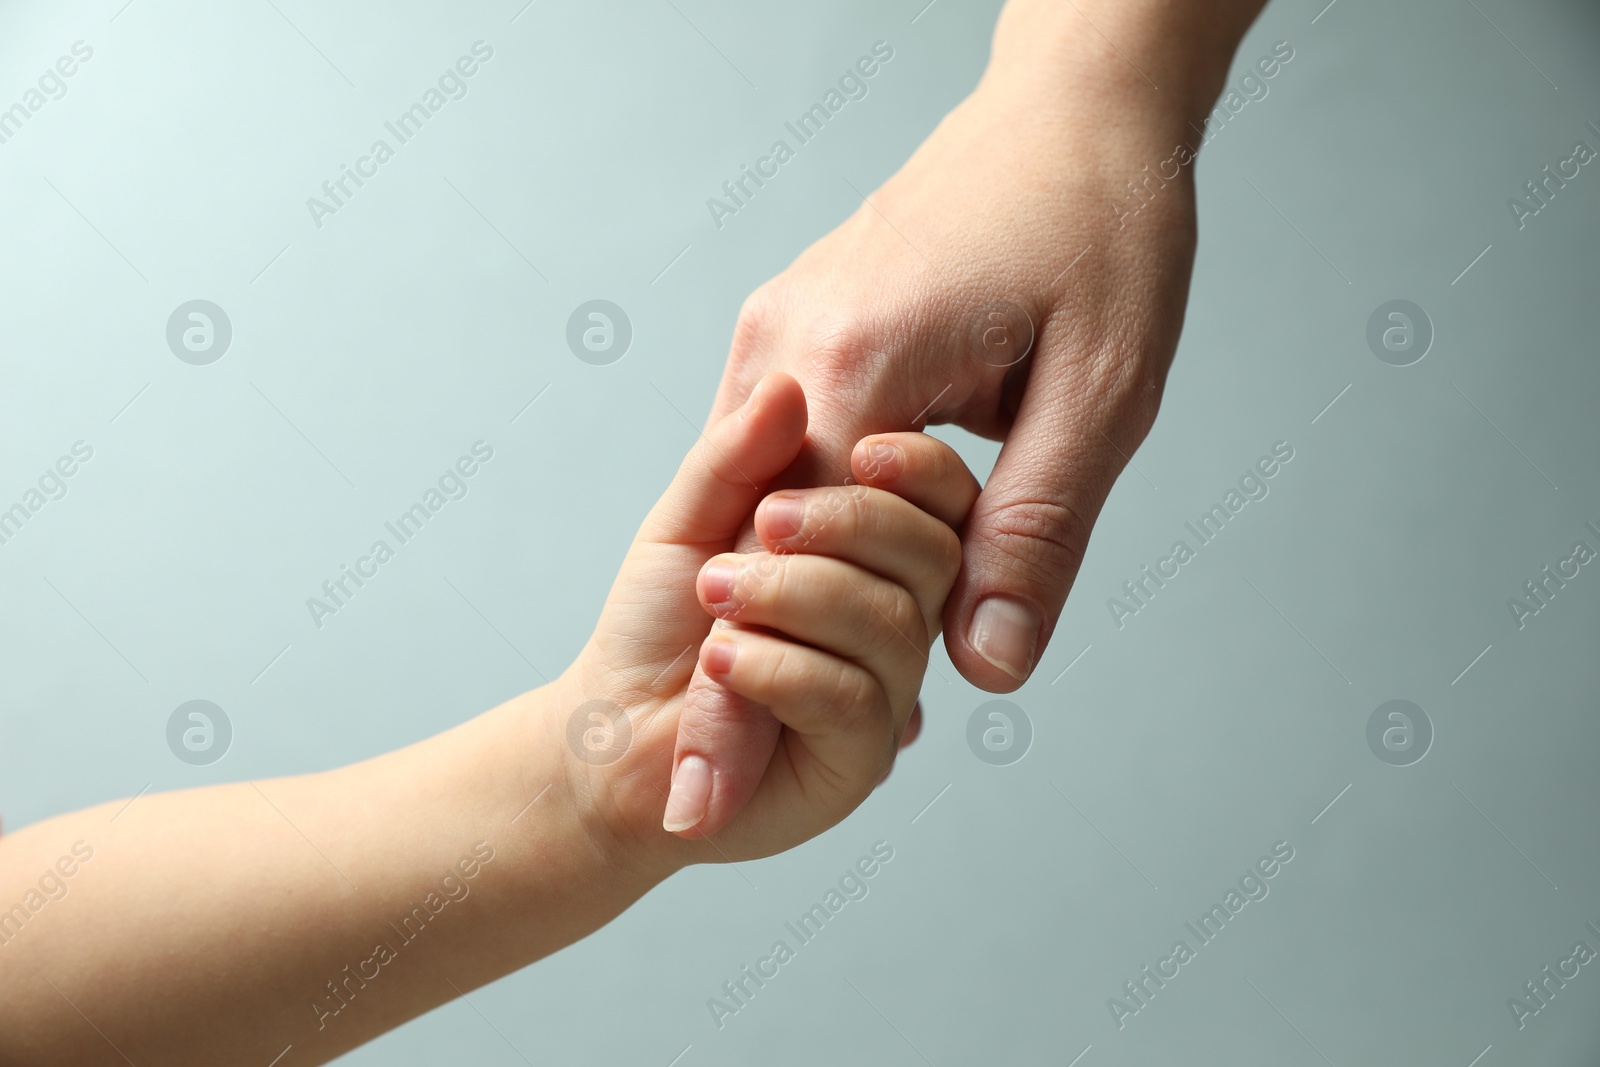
986, 0, 1266, 133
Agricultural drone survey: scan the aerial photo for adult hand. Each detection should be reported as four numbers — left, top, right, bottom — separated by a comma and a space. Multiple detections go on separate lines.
664, 0, 1268, 837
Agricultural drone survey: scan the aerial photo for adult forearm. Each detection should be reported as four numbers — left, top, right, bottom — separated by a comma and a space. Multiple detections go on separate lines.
0, 685, 657, 1066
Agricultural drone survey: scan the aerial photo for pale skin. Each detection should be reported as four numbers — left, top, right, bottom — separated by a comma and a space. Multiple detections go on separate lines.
667, 0, 1271, 838
2, 0, 1271, 1060
0, 374, 981, 1065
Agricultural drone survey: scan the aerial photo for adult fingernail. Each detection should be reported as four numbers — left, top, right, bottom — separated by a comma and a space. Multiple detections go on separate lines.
762, 495, 804, 541
967, 596, 1039, 682
663, 754, 712, 832
700, 562, 736, 608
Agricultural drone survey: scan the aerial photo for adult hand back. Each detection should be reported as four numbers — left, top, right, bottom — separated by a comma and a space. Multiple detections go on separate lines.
664, 0, 1269, 837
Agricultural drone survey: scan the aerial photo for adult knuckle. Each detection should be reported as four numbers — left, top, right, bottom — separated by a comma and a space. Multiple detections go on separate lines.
729, 283, 785, 367
1114, 356, 1166, 439
800, 314, 884, 393
982, 497, 1089, 588
1072, 333, 1169, 436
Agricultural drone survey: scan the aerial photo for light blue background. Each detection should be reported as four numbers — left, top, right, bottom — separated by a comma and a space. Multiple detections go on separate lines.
2, 0, 1598, 1063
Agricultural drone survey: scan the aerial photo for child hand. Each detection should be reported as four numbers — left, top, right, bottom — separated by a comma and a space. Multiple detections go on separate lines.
549, 373, 978, 871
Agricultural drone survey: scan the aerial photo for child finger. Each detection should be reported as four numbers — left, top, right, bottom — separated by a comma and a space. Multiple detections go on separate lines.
636, 373, 806, 548
698, 552, 928, 713
753, 484, 961, 640
698, 630, 897, 796
850, 432, 981, 532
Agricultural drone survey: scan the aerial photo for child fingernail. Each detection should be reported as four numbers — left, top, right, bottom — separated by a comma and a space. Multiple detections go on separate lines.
738, 375, 770, 421
700, 563, 737, 607
861, 441, 901, 481
703, 639, 737, 675
662, 754, 712, 833
763, 496, 804, 541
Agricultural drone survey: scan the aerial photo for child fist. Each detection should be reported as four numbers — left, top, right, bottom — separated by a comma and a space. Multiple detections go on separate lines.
551, 373, 979, 871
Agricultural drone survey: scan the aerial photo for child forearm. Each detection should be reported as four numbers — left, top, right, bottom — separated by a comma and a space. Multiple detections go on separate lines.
0, 681, 662, 1067
0, 378, 978, 1065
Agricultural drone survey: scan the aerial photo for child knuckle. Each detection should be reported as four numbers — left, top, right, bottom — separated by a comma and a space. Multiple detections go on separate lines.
742, 555, 785, 611
829, 668, 886, 737
804, 486, 852, 544
763, 640, 797, 691
862, 586, 921, 657
837, 484, 874, 534
891, 586, 925, 641
935, 525, 965, 580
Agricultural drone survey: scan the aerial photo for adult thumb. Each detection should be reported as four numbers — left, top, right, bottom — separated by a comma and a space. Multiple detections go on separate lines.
942, 354, 1157, 692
